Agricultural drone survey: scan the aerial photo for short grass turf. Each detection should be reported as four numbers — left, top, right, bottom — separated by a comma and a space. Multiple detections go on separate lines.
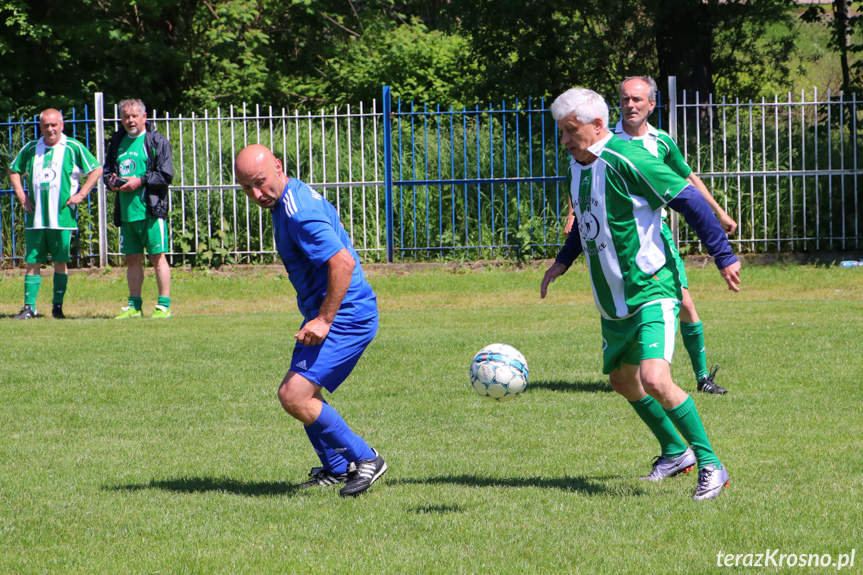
0, 262, 861, 574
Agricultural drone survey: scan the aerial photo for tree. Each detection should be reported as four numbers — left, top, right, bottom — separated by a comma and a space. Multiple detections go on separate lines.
325, 18, 480, 107
802, 0, 863, 93
447, 0, 656, 104
449, 0, 796, 105
0, 0, 190, 115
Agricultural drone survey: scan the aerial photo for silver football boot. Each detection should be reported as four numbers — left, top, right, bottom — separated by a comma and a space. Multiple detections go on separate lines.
692, 464, 730, 501
640, 447, 697, 481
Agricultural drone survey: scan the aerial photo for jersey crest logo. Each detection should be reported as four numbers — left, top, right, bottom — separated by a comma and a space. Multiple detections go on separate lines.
578, 212, 601, 241
119, 159, 137, 176
39, 168, 58, 183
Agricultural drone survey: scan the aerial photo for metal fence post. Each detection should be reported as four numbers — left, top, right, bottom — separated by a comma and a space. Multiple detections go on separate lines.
668, 76, 678, 141
667, 76, 680, 249
94, 92, 108, 267
383, 85, 394, 262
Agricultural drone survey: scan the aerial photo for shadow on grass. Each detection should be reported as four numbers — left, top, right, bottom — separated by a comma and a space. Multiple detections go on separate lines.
529, 379, 612, 393
0, 314, 26, 320
107, 473, 644, 498
106, 477, 302, 497
390, 474, 644, 497
410, 504, 464, 514
0, 313, 115, 320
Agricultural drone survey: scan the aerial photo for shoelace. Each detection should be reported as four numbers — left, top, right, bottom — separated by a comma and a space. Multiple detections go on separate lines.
697, 468, 715, 488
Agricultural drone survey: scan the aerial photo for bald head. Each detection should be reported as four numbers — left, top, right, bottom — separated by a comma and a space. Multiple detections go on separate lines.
235, 144, 275, 176
39, 108, 62, 123
39, 108, 64, 146
235, 144, 287, 209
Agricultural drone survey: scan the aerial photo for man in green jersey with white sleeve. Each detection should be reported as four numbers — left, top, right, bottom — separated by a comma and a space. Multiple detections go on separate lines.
541, 87, 741, 501
103, 99, 174, 319
8, 108, 103, 319
616, 75, 735, 395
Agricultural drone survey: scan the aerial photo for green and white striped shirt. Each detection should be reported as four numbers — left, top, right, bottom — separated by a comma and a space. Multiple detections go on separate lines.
10, 135, 100, 230
566, 133, 689, 320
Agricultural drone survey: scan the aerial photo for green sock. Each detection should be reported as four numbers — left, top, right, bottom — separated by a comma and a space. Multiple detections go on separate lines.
680, 321, 709, 382
52, 273, 68, 305
629, 395, 689, 458
129, 296, 143, 311
24, 275, 41, 309
157, 296, 171, 309
665, 396, 721, 469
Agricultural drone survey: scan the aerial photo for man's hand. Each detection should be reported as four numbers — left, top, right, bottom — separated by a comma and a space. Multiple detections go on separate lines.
18, 195, 34, 213
66, 192, 86, 206
540, 262, 568, 299
719, 213, 738, 235
119, 176, 143, 192
294, 316, 332, 346
719, 260, 741, 292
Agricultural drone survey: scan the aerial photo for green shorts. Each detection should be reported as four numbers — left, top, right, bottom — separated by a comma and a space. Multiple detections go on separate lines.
661, 221, 688, 290
120, 217, 169, 255
24, 228, 72, 264
600, 299, 679, 374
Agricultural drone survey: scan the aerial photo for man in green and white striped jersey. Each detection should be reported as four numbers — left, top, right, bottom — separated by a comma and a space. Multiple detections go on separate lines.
541, 87, 740, 501
8, 109, 103, 319
615, 76, 736, 395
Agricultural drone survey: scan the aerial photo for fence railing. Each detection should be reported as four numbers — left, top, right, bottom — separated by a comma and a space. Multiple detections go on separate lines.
1, 79, 860, 268
668, 77, 860, 254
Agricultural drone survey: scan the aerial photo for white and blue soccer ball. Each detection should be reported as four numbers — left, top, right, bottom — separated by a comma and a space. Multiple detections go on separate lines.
469, 344, 529, 402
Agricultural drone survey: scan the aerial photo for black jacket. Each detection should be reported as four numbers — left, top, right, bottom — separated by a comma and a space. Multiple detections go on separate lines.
103, 120, 174, 226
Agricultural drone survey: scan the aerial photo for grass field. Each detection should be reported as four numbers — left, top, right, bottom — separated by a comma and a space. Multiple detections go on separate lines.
1, 261, 861, 574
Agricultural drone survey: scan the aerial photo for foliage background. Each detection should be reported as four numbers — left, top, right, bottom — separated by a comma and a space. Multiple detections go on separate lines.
2, 0, 862, 116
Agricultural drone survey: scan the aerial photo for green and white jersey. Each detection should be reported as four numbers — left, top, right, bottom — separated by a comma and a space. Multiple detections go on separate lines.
117, 132, 149, 222
567, 133, 689, 320
613, 121, 692, 178
10, 135, 100, 229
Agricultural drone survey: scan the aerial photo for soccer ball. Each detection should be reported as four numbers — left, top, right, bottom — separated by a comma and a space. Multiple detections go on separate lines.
469, 344, 529, 402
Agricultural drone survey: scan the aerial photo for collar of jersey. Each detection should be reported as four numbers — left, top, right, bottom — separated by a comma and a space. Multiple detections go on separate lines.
613, 120, 658, 141
587, 132, 614, 157
39, 134, 67, 148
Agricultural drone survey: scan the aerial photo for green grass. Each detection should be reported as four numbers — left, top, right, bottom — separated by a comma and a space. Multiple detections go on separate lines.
1, 262, 861, 574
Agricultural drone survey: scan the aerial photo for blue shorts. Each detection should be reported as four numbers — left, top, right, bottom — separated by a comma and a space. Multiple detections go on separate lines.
290, 314, 378, 392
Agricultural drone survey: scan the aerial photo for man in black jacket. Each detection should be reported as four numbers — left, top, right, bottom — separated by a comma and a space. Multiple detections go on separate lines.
103, 99, 174, 319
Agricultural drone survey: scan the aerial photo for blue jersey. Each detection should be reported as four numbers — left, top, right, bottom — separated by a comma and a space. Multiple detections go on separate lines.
272, 178, 377, 322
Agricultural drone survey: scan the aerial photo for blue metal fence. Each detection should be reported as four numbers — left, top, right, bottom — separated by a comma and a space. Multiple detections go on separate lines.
388, 90, 568, 260
1, 82, 859, 268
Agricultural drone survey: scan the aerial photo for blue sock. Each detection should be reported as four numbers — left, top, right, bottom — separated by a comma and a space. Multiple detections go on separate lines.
304, 404, 350, 474
307, 402, 374, 464
304, 426, 349, 474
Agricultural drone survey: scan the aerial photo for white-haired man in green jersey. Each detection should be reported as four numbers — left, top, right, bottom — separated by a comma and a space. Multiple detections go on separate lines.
541, 87, 741, 501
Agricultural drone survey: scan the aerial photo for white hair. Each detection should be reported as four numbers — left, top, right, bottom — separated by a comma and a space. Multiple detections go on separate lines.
550, 88, 609, 129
